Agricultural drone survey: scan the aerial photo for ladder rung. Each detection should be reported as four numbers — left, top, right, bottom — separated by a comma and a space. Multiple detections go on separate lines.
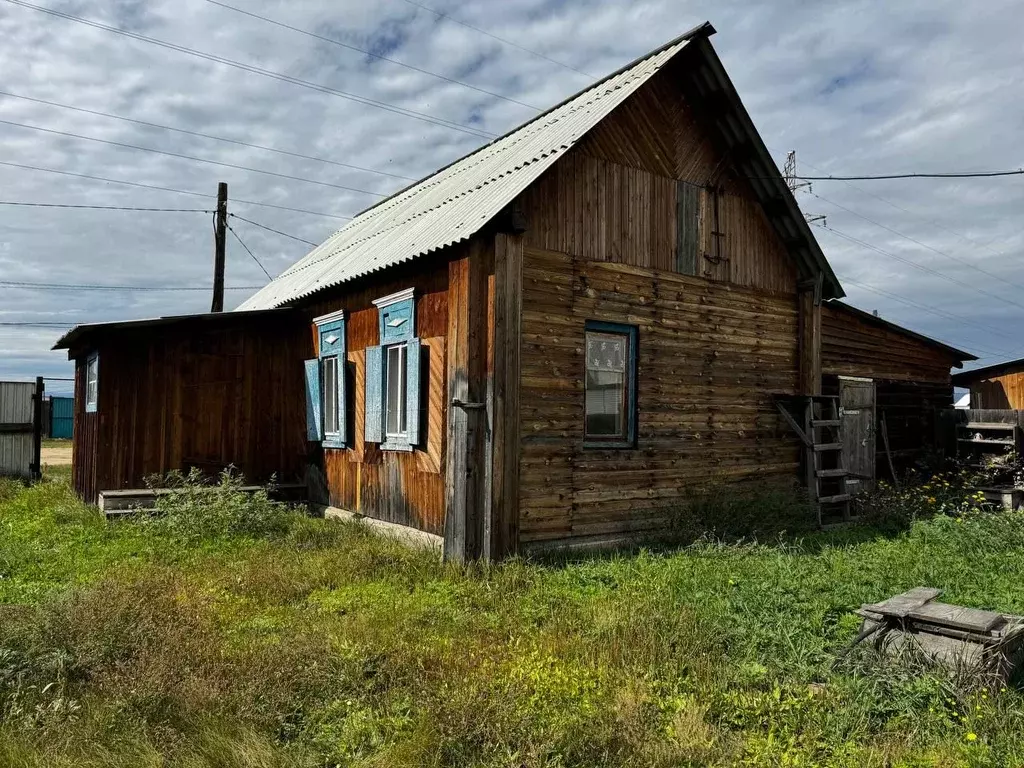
816, 469, 848, 478
818, 494, 852, 504
813, 443, 842, 452
812, 419, 840, 427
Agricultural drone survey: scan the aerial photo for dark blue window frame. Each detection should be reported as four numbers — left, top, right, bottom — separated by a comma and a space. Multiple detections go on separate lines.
583, 320, 638, 449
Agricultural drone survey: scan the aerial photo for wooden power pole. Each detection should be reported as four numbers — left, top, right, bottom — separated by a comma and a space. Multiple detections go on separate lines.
211, 181, 228, 312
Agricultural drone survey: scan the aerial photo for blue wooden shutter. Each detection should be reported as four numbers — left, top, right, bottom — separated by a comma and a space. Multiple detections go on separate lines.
304, 359, 323, 441
338, 355, 348, 446
365, 345, 383, 443
406, 338, 422, 445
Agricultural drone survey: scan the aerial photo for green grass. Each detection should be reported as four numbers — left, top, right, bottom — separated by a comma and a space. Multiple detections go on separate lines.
2, 472, 1024, 767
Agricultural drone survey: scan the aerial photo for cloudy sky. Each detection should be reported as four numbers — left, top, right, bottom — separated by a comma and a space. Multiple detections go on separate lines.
2, 0, 1023, 394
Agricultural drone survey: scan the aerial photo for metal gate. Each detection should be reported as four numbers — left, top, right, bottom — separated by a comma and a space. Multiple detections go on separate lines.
49, 396, 74, 439
0, 379, 43, 480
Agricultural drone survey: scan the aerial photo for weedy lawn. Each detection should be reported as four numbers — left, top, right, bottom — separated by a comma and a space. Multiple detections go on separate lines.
2, 469, 1024, 767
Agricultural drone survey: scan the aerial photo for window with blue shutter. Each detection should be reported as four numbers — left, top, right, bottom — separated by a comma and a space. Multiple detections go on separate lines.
367, 288, 421, 451
313, 310, 347, 448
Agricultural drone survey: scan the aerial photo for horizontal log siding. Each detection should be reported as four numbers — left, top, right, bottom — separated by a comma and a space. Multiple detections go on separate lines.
518, 247, 801, 545
300, 253, 453, 536
822, 304, 958, 384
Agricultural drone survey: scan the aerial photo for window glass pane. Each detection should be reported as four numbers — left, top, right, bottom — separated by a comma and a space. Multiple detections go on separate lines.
322, 356, 339, 434
585, 331, 628, 438
86, 357, 98, 405
386, 344, 407, 436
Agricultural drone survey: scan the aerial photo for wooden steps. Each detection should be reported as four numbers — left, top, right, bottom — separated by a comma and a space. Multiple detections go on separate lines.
773, 394, 852, 526
817, 469, 848, 478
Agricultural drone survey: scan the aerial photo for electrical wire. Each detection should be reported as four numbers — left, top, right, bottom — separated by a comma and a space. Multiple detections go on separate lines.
0, 280, 260, 291
206, 0, 540, 111
0, 90, 418, 182
398, 0, 594, 78
811, 192, 1024, 294
227, 223, 273, 280
777, 149, 1018, 260
814, 223, 1024, 313
793, 169, 1024, 181
228, 214, 317, 247
0, 118, 387, 198
0, 322, 77, 327
0, 201, 209, 212
0, 160, 351, 220
2, 0, 494, 140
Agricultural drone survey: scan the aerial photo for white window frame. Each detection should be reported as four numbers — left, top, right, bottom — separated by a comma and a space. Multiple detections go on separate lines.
85, 352, 99, 413
384, 341, 408, 440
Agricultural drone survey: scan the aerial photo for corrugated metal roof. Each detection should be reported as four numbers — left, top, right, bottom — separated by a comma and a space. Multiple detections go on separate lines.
238, 30, 704, 311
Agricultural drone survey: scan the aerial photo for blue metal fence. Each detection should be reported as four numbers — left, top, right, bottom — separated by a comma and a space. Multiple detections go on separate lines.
50, 396, 74, 439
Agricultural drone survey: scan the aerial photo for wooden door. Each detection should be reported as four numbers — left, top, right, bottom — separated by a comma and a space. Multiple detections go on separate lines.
840, 377, 875, 494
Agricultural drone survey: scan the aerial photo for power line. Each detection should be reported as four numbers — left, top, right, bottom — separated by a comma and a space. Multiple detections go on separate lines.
3, 0, 494, 140
838, 279, 1024, 359
0, 201, 209, 212
0, 280, 259, 291
791, 169, 1024, 181
0, 160, 351, 220
206, 0, 540, 111
227, 222, 272, 280
815, 223, 1024, 313
811, 226, 1024, 344
0, 118, 387, 198
228, 213, 317, 247
0, 322, 76, 327
0, 90, 418, 182
812, 192, 1024, 294
399, 0, 594, 78
778, 149, 1017, 260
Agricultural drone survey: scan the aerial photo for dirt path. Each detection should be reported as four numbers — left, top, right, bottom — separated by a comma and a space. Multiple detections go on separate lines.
41, 440, 73, 466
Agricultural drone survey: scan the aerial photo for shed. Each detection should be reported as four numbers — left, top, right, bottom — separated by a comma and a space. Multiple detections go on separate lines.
54, 22, 973, 557
821, 301, 975, 484
952, 358, 1024, 409
53, 309, 310, 503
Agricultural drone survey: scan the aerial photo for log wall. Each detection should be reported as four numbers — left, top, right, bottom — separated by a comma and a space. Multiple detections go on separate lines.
517, 247, 802, 546
822, 303, 963, 478
300, 252, 458, 537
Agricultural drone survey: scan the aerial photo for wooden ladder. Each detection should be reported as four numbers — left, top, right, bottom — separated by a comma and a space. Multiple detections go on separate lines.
775, 394, 852, 527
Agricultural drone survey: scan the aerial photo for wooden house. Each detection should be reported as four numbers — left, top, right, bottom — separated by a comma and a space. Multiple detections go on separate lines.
821, 301, 975, 487
952, 358, 1024, 409
53, 23, 974, 557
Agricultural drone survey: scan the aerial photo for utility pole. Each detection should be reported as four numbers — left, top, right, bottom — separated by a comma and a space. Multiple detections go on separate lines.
211, 181, 227, 313
783, 151, 826, 226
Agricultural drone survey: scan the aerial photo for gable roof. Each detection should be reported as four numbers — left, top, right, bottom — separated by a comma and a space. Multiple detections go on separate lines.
827, 301, 976, 365
240, 22, 842, 311
952, 357, 1024, 385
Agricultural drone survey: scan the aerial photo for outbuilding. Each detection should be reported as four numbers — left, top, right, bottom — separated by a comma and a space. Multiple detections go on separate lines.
952, 358, 1024, 409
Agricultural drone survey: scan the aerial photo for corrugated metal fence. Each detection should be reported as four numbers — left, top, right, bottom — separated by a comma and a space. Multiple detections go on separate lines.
1, 379, 42, 480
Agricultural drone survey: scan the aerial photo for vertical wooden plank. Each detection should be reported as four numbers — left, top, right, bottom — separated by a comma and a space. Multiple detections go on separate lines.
490, 232, 523, 559
676, 181, 699, 274
443, 239, 491, 561
798, 281, 822, 396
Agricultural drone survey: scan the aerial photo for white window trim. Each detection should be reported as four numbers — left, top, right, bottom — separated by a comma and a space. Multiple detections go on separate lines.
383, 341, 408, 440
85, 352, 99, 413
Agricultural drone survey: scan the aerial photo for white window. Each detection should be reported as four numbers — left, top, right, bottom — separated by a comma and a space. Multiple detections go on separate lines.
85, 353, 99, 413
322, 355, 340, 437
584, 322, 637, 446
385, 343, 408, 437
